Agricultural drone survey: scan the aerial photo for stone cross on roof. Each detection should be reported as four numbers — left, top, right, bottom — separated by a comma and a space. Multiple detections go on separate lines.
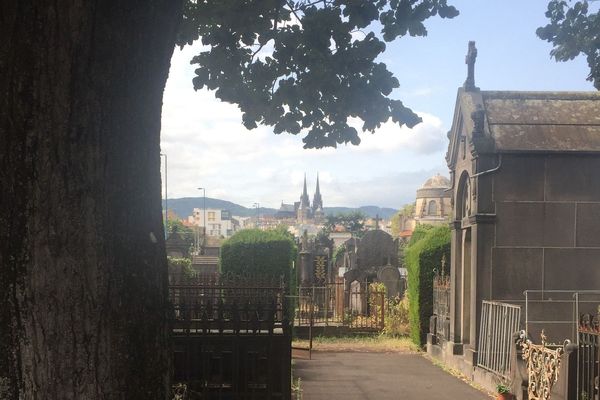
374, 214, 381, 230
463, 41, 478, 92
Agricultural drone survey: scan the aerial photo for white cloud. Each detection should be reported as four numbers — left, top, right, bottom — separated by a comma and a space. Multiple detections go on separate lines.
160, 41, 450, 210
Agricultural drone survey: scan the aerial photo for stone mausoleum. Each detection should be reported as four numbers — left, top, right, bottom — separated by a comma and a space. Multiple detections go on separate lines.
428, 42, 600, 393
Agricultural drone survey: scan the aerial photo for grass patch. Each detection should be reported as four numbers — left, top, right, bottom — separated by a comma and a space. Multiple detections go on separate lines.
292, 335, 420, 353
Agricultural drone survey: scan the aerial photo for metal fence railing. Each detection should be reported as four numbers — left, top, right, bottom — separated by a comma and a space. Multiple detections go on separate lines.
296, 281, 385, 331
578, 313, 600, 400
523, 290, 600, 343
477, 300, 521, 378
432, 273, 451, 341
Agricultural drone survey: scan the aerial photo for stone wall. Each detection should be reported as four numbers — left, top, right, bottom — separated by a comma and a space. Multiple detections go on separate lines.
490, 153, 600, 341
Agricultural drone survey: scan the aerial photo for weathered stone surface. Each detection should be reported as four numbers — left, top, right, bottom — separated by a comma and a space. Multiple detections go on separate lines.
544, 248, 600, 290
495, 202, 575, 247
491, 248, 543, 299
356, 230, 398, 269
493, 155, 545, 201
546, 155, 600, 201
576, 203, 600, 247
484, 94, 600, 125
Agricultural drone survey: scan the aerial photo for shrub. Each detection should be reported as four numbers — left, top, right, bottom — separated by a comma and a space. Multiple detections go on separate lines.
220, 229, 297, 287
369, 282, 410, 337
404, 225, 450, 346
167, 256, 194, 278
407, 224, 434, 246
383, 295, 411, 337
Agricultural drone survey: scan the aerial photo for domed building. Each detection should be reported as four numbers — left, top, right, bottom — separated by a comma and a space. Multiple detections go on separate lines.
414, 173, 452, 226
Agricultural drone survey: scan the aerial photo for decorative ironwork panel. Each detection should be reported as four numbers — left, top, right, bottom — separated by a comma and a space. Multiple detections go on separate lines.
432, 277, 450, 317
432, 258, 451, 341
313, 255, 327, 284
519, 331, 564, 400
169, 273, 288, 335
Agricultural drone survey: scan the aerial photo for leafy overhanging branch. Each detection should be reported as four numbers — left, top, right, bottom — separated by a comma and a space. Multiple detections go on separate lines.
537, 0, 600, 89
177, 0, 458, 148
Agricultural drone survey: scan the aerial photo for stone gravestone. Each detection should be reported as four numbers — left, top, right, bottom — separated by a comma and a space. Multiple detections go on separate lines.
356, 230, 398, 270
349, 280, 362, 314
166, 226, 192, 258
377, 265, 402, 300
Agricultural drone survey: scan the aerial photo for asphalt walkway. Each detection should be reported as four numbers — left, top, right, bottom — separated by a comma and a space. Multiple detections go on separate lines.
293, 352, 489, 400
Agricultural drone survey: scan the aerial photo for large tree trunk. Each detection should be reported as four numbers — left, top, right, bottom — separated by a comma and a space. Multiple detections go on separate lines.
0, 1, 182, 398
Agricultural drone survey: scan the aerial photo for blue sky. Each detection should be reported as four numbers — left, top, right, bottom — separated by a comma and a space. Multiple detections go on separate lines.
160, 1, 594, 211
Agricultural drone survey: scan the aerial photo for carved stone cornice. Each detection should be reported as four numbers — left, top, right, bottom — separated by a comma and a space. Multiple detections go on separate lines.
467, 213, 496, 225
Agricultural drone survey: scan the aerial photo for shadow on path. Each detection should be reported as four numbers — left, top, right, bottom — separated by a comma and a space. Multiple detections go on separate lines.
293, 352, 489, 400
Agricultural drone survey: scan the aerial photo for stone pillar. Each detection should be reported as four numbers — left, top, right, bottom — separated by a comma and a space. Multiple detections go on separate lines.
298, 250, 313, 286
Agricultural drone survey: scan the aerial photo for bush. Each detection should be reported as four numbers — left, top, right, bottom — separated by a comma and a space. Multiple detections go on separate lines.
383, 295, 411, 337
407, 224, 434, 246
220, 229, 297, 286
167, 256, 194, 278
369, 282, 410, 337
404, 225, 450, 346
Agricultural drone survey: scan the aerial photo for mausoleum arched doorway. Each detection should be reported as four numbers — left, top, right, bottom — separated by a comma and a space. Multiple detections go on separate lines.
453, 171, 473, 346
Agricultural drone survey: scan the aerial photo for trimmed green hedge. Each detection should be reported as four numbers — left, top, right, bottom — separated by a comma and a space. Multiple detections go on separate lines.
404, 225, 450, 346
220, 229, 297, 287
407, 224, 434, 246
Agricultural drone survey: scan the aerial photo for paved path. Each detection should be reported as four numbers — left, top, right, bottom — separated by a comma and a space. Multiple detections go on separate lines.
293, 352, 489, 400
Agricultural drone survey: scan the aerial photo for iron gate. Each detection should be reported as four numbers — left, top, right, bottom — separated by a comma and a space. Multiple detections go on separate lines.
477, 300, 521, 378
296, 281, 385, 331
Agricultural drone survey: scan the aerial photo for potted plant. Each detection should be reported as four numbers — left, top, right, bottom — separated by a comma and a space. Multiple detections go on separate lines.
496, 383, 514, 400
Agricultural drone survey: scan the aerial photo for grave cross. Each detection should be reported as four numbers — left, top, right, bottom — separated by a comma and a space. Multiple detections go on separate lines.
463, 41, 478, 91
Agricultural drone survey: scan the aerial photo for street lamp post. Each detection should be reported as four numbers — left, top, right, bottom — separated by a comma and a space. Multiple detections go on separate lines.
198, 187, 206, 254
160, 153, 168, 239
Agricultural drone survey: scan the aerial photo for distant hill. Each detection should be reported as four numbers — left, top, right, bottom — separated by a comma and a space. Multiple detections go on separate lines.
164, 197, 397, 220
163, 197, 276, 219
324, 206, 398, 219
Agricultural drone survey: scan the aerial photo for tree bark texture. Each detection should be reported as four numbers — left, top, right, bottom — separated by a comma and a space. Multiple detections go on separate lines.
0, 1, 182, 398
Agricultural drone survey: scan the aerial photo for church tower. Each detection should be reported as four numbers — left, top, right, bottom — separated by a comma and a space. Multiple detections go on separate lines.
297, 174, 311, 222
312, 173, 324, 222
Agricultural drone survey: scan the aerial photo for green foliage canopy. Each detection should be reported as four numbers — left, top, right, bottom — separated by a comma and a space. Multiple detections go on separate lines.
407, 224, 434, 246
167, 219, 195, 245
177, 0, 458, 148
324, 210, 366, 233
404, 225, 450, 346
538, 1, 600, 89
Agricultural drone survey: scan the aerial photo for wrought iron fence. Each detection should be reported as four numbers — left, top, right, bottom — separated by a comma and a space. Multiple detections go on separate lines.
477, 300, 521, 378
169, 273, 291, 399
432, 271, 451, 341
578, 313, 600, 400
170, 273, 287, 335
296, 281, 385, 331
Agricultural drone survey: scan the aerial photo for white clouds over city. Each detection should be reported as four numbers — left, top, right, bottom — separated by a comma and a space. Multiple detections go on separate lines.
160, 43, 450, 209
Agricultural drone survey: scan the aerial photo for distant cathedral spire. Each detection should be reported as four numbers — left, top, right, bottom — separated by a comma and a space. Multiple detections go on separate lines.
313, 173, 323, 211
300, 173, 310, 208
